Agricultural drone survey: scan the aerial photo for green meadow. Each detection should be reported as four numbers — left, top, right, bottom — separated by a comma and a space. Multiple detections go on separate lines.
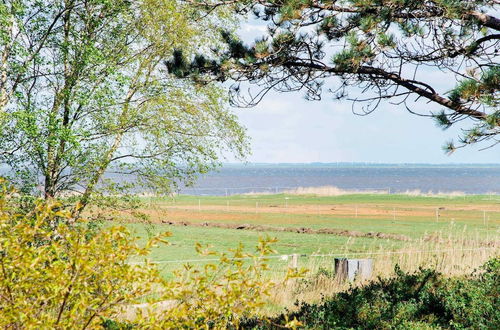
122, 193, 500, 277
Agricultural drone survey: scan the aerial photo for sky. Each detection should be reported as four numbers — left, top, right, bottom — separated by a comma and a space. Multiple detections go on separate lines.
232, 91, 500, 164
225, 21, 500, 164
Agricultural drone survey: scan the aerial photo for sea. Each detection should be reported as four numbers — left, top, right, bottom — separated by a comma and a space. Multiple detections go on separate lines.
180, 163, 500, 196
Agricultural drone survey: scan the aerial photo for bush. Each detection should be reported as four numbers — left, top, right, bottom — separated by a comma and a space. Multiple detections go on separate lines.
0, 178, 277, 328
244, 258, 499, 329
0, 180, 162, 328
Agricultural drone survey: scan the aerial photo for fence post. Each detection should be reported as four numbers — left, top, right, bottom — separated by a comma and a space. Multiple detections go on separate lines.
290, 254, 299, 269
487, 215, 490, 240
357, 259, 373, 279
334, 258, 348, 281
334, 258, 373, 282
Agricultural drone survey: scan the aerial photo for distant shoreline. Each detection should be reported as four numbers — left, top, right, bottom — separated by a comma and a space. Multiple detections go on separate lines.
221, 162, 500, 168
186, 165, 500, 196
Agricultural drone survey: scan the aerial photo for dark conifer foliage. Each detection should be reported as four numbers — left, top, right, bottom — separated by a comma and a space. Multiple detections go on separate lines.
175, 0, 500, 151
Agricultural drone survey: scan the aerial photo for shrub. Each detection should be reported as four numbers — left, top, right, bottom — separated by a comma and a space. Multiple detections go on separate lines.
0, 178, 277, 328
245, 258, 499, 329
0, 179, 162, 328
151, 239, 278, 328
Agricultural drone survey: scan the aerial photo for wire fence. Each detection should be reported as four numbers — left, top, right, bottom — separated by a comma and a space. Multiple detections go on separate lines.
133, 189, 500, 272
151, 196, 500, 228
128, 247, 499, 265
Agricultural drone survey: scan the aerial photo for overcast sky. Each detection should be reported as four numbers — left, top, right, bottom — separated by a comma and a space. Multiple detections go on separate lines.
227, 22, 500, 164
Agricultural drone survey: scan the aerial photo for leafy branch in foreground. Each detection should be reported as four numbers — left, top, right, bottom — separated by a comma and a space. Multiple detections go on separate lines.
0, 179, 162, 328
178, 0, 500, 151
0, 178, 281, 328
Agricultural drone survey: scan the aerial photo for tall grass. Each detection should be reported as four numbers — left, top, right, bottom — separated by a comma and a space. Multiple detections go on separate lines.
104, 192, 499, 317
282, 185, 479, 197
265, 228, 499, 313
282, 186, 389, 196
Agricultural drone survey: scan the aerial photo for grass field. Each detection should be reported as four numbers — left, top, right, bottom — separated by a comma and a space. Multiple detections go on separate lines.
120, 193, 499, 273
142, 193, 499, 232
113, 192, 499, 312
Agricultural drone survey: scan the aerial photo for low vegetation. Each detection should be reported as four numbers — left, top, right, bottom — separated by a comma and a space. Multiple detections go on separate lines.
136, 192, 499, 240
244, 258, 500, 329
0, 179, 498, 327
120, 193, 499, 275
0, 179, 280, 328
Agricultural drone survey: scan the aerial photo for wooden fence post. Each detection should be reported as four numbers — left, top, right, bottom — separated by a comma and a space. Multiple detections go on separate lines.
290, 253, 299, 269
357, 259, 373, 279
334, 258, 348, 281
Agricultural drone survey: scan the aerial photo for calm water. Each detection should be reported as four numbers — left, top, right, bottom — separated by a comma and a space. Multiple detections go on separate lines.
181, 164, 500, 195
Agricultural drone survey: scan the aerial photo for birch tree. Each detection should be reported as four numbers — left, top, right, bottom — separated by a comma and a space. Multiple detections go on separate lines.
0, 0, 247, 214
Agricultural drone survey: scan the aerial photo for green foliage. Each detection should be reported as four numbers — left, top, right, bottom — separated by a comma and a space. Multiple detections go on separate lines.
333, 32, 375, 70
377, 33, 396, 49
188, 0, 499, 151
449, 66, 500, 106
245, 258, 500, 329
445, 65, 499, 149
0, 179, 278, 328
0, 0, 248, 213
152, 237, 279, 328
434, 110, 453, 130
0, 178, 162, 328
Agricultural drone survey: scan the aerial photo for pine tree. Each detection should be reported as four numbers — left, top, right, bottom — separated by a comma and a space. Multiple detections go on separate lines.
178, 0, 500, 151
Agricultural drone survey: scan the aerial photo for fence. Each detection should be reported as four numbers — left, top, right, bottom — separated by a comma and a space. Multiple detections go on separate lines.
129, 246, 499, 283
135, 190, 500, 280
129, 247, 498, 266
155, 196, 499, 226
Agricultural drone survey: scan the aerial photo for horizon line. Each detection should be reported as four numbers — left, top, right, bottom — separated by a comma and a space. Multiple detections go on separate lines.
222, 162, 500, 166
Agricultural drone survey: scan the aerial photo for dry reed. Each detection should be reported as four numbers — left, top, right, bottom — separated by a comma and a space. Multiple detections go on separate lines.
265, 228, 499, 314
